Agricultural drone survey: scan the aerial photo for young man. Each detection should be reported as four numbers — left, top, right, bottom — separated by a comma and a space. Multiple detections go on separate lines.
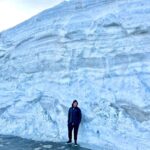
66, 100, 82, 146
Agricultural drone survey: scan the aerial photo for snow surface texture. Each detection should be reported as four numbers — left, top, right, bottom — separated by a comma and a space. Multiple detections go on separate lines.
0, 0, 150, 149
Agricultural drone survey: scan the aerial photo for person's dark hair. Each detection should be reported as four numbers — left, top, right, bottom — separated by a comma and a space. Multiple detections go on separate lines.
72, 100, 78, 107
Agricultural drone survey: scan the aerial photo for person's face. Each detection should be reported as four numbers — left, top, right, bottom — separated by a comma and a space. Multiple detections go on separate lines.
73, 102, 77, 107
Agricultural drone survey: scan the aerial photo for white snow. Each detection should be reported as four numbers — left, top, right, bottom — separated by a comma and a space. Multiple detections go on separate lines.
0, 0, 150, 150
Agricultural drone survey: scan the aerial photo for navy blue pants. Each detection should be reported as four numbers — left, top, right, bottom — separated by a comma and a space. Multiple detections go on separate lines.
68, 123, 79, 141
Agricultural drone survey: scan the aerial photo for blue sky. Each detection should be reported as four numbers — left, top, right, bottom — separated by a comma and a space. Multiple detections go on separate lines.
0, 0, 64, 32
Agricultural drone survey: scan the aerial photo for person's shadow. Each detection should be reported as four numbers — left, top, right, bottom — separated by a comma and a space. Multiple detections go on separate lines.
61, 142, 91, 150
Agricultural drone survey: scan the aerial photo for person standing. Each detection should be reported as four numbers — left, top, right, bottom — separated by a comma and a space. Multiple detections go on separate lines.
66, 100, 82, 146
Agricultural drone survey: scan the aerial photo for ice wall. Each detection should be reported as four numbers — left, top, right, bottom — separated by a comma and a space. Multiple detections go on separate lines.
0, 0, 150, 149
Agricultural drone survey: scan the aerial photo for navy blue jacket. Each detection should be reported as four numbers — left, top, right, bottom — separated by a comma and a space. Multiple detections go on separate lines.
68, 107, 82, 125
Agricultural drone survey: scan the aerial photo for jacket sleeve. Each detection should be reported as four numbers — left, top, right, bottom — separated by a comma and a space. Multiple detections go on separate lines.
78, 108, 82, 124
68, 108, 70, 123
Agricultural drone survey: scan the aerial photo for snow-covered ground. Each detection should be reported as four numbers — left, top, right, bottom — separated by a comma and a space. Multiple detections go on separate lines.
0, 134, 90, 150
0, 0, 150, 149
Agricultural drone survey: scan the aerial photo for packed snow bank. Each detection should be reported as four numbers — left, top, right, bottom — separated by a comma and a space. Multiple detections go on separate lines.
0, 0, 150, 150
